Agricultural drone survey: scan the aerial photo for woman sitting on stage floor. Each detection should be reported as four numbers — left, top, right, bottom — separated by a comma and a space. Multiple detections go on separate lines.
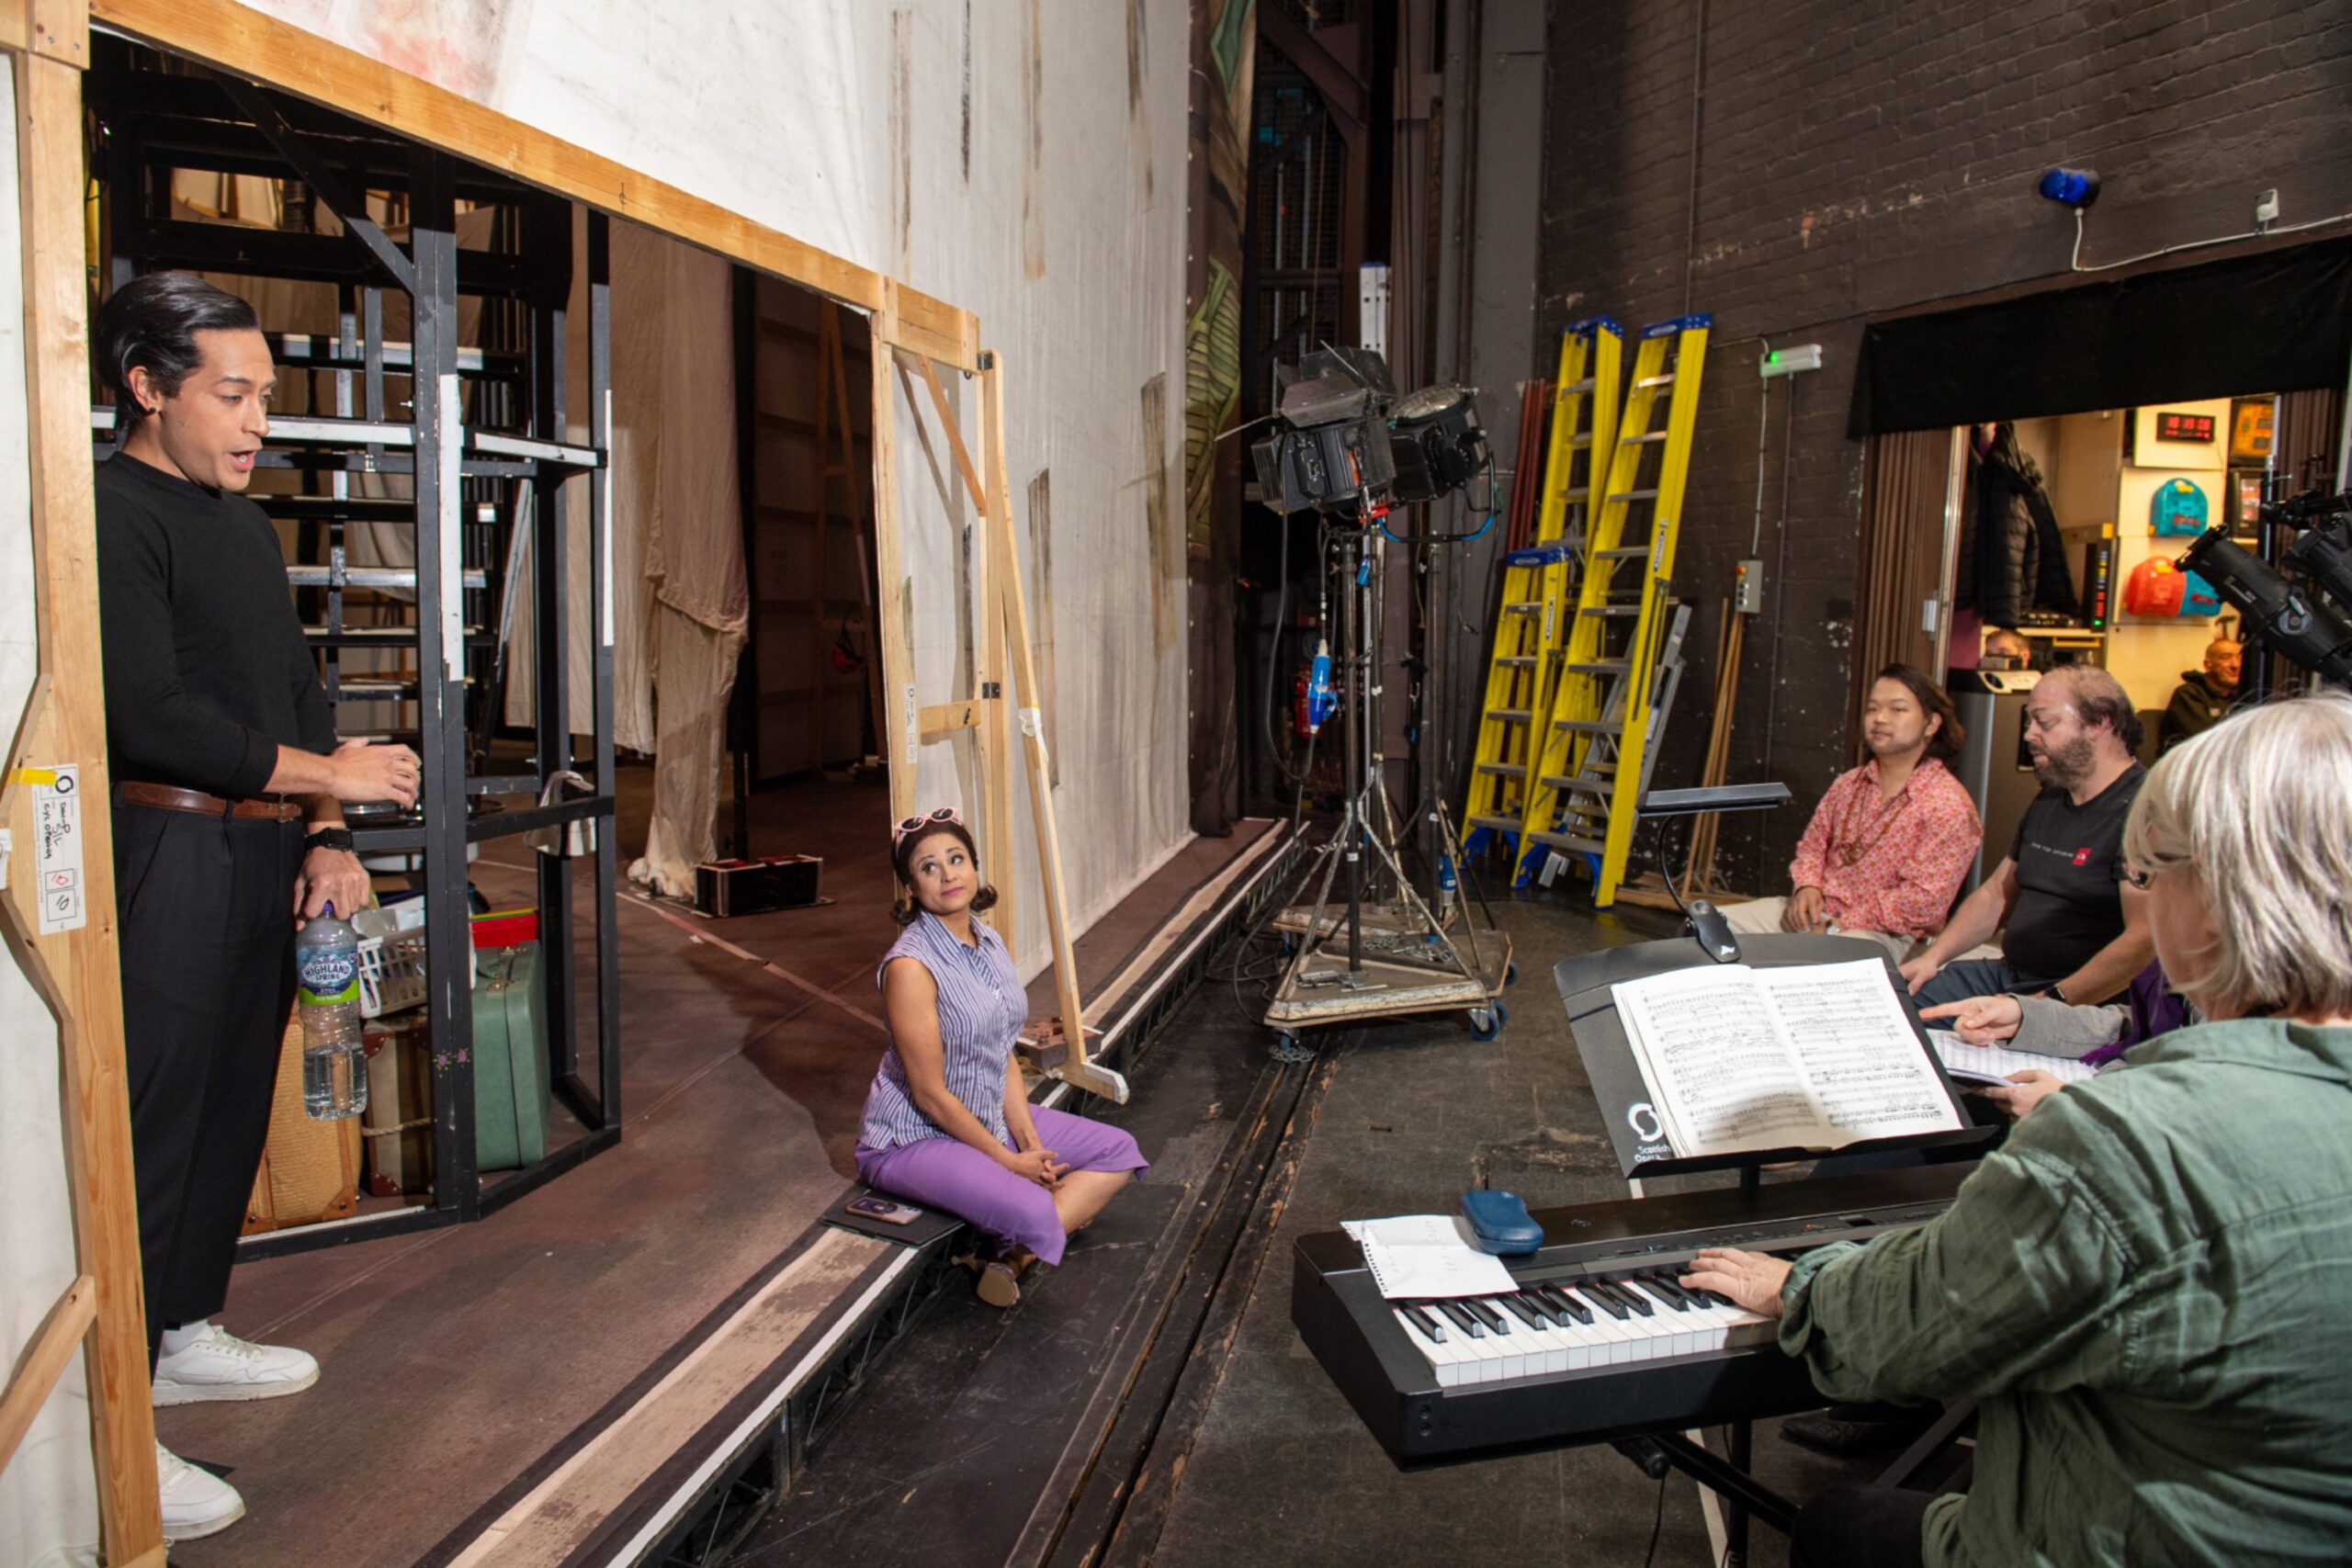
854, 807, 1147, 1307
1684, 692, 2352, 1568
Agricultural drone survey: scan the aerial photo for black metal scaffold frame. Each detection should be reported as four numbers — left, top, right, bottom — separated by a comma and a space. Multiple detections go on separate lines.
87, 38, 622, 1257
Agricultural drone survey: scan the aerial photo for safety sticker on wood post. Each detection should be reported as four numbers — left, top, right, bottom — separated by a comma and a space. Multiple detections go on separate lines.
32, 762, 85, 933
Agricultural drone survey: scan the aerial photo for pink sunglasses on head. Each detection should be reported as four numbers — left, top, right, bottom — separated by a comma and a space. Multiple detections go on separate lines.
892, 806, 964, 847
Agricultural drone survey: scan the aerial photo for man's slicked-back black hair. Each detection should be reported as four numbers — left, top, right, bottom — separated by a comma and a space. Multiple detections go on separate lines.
92, 271, 260, 434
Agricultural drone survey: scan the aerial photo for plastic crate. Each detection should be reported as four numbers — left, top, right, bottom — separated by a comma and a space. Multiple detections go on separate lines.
469, 908, 539, 950
356, 931, 428, 1019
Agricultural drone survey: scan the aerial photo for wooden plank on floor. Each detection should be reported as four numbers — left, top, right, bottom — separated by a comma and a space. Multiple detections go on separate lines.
437, 1227, 894, 1568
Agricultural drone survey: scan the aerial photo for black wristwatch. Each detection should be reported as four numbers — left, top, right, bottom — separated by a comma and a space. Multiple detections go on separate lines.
2045, 983, 2070, 1005
303, 826, 356, 853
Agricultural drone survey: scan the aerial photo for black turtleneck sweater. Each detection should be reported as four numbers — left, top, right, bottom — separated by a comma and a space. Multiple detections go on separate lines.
94, 453, 334, 798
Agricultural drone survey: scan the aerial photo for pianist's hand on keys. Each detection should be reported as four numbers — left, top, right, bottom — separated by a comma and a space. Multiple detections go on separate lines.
1388, 1269, 1780, 1387
1679, 1247, 1792, 1318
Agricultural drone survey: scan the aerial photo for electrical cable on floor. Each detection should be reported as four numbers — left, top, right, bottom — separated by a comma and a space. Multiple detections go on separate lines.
1639, 1467, 1669, 1568
1261, 510, 1302, 785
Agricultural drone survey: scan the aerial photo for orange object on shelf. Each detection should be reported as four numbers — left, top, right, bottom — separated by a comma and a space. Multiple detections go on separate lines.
2122, 557, 2187, 617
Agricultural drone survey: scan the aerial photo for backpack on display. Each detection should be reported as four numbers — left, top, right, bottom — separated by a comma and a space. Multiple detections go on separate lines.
2123, 556, 2187, 617
2149, 478, 2209, 537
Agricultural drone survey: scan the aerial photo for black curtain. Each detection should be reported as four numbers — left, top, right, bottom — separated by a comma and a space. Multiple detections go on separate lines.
1850, 236, 2352, 437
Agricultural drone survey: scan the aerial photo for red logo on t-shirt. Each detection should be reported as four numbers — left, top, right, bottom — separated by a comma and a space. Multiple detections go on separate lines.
2073, 848, 2092, 866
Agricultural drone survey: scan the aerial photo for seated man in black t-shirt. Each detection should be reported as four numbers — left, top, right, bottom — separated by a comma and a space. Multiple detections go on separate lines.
1902, 666, 2154, 1008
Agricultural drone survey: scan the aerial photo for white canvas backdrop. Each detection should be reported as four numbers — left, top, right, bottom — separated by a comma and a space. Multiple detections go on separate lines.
247, 0, 1197, 976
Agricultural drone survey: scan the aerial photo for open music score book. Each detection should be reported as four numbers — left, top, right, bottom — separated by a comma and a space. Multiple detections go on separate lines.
1927, 1031, 2098, 1089
1611, 957, 1962, 1158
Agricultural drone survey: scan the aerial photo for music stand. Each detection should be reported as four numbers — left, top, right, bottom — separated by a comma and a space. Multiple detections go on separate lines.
1555, 931, 1995, 1182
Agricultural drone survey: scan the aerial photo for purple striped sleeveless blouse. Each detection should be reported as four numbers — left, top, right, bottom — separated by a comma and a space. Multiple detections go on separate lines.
856, 911, 1026, 1154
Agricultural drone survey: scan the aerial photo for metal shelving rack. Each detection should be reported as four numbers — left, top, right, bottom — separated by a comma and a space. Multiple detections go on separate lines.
89, 39, 622, 1256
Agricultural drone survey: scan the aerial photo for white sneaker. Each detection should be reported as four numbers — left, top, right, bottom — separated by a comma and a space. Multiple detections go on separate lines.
152, 1322, 320, 1406
156, 1442, 245, 1541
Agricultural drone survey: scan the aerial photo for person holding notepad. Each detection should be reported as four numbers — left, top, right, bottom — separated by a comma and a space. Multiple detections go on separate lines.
1924, 958, 2197, 1120
1680, 693, 2352, 1568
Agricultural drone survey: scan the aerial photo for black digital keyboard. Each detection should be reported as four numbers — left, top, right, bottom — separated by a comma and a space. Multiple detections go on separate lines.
1292, 1166, 1967, 1466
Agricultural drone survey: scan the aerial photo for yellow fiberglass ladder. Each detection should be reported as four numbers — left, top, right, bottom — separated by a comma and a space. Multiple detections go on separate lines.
1516, 313, 1710, 905
1459, 316, 1623, 863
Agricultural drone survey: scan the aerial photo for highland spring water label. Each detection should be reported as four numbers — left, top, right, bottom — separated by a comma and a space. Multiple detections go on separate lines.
300, 948, 360, 1006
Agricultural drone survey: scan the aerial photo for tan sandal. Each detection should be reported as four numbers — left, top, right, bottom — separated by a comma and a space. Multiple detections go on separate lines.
975, 1259, 1022, 1308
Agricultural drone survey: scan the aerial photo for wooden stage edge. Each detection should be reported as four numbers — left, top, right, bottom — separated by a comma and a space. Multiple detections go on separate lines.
421, 819, 1305, 1568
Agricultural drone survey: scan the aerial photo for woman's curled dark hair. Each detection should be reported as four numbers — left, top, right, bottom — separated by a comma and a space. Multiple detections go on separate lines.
93, 271, 260, 434
890, 818, 999, 926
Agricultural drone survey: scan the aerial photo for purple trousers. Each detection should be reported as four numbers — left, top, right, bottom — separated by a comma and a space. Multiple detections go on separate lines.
856, 1106, 1147, 1266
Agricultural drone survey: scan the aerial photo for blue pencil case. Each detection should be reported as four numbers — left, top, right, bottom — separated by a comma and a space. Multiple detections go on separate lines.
1461, 1189, 1544, 1255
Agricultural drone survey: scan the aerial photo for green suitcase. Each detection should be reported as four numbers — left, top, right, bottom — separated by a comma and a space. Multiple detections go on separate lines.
470, 942, 552, 1169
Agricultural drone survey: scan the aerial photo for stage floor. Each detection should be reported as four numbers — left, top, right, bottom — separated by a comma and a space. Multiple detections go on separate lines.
737, 888, 1893, 1568
156, 765, 1289, 1568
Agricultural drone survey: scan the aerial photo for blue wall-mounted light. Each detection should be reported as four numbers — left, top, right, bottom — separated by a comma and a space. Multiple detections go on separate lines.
2037, 167, 2101, 209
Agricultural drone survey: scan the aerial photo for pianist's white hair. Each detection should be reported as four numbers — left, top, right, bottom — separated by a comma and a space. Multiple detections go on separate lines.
2123, 689, 2352, 1019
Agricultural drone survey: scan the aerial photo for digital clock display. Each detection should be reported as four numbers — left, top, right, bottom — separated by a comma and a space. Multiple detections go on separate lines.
2155, 411, 2215, 444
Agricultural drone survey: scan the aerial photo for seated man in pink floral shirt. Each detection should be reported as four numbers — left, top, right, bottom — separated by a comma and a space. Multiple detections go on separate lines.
1724, 664, 1983, 960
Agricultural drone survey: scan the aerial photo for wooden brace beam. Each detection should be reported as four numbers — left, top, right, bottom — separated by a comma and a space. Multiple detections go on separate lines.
917, 699, 989, 739
0, 1275, 95, 1473
978, 353, 1125, 1103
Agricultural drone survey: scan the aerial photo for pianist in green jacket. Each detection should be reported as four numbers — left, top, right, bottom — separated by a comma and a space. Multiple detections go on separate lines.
1683, 691, 2352, 1568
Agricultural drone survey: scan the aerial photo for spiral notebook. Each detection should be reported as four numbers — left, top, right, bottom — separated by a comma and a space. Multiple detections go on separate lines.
1340, 1214, 1518, 1301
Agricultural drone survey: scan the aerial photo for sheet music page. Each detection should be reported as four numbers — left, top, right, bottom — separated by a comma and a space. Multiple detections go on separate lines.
1928, 1031, 2098, 1088
1611, 965, 1826, 1156
1755, 960, 1963, 1140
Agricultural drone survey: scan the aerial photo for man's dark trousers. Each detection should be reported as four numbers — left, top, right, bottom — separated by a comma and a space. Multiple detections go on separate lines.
1915, 957, 2026, 1010
113, 801, 304, 1365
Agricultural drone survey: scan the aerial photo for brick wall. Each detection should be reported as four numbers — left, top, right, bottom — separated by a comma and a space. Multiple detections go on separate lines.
1534, 0, 2352, 887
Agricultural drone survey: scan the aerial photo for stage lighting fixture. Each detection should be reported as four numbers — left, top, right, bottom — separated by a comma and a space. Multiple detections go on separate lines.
1385, 383, 1490, 505
1250, 347, 1397, 516
2178, 527, 2352, 683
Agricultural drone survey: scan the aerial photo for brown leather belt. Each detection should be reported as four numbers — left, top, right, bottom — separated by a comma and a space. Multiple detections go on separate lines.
116, 782, 304, 822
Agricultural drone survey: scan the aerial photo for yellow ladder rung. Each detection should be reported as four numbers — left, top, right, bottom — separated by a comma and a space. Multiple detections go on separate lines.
1516, 312, 1710, 902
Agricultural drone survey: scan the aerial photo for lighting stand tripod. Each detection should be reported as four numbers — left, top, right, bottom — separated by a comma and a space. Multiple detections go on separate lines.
1264, 513, 1512, 1059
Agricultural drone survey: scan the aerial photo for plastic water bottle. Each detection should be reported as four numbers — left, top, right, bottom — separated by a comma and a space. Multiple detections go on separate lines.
297, 903, 368, 1121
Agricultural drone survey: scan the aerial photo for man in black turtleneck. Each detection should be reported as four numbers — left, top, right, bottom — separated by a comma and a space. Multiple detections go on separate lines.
92, 272, 420, 1542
